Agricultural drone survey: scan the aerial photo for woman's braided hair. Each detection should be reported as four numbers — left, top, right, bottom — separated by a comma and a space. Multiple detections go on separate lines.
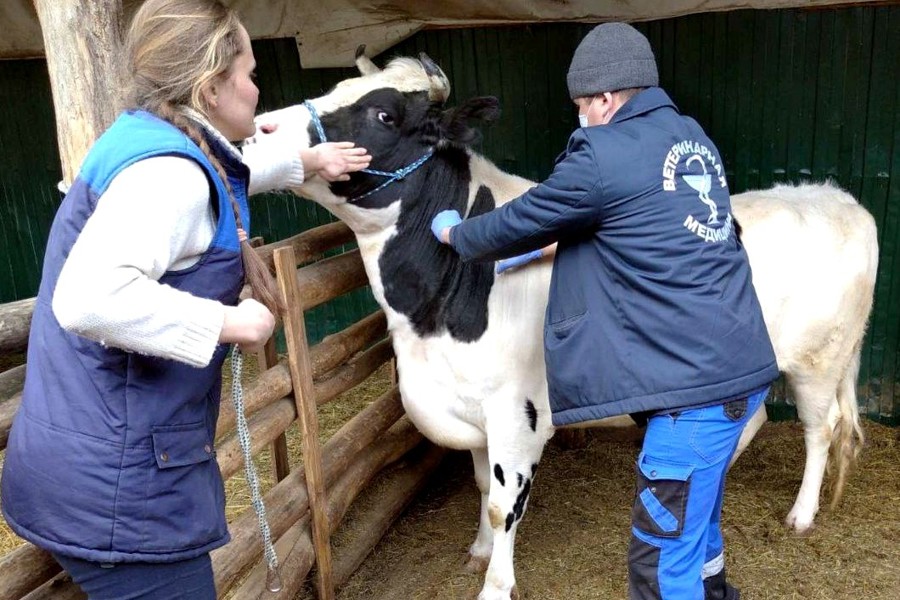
124, 0, 283, 315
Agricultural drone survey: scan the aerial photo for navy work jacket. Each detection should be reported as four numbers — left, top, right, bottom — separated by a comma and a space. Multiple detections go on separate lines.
1, 111, 249, 562
450, 88, 778, 426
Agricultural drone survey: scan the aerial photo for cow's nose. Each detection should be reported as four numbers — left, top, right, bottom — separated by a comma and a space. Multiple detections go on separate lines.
258, 123, 278, 134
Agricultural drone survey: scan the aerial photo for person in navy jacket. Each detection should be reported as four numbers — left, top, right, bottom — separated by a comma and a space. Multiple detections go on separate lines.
0, 1, 369, 598
432, 22, 778, 600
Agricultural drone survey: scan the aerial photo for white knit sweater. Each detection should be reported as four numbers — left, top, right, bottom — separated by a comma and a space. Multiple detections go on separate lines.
52, 120, 304, 368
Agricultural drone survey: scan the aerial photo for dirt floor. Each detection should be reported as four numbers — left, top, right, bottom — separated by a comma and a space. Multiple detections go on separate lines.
3, 360, 900, 599
323, 419, 900, 600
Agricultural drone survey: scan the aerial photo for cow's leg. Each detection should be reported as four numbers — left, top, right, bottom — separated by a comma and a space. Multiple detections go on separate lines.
729, 400, 768, 468
477, 398, 552, 600
467, 447, 493, 573
785, 377, 840, 533
480, 450, 538, 600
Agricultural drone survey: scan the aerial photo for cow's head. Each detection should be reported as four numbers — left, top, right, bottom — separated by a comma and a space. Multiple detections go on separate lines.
250, 48, 499, 232
251, 50, 502, 342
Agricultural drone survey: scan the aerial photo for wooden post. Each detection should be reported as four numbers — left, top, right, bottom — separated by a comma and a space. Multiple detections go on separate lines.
246, 236, 292, 483
273, 247, 335, 600
390, 357, 399, 386
32, 0, 124, 186
258, 339, 291, 482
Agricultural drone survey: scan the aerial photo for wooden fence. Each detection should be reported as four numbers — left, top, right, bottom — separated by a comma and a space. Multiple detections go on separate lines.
0, 223, 445, 600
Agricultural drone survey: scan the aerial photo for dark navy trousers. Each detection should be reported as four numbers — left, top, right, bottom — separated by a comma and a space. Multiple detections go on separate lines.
53, 552, 216, 600
628, 388, 768, 599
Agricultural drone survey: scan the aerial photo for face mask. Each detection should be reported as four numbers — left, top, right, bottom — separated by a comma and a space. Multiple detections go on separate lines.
578, 95, 597, 128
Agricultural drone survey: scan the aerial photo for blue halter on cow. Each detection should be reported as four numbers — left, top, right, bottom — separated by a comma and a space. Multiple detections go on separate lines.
246, 49, 877, 600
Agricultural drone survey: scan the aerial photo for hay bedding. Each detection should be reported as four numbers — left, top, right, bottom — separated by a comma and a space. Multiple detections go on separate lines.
2, 361, 899, 599
325, 420, 900, 600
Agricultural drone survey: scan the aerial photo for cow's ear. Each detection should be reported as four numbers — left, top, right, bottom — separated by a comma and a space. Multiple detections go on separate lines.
439, 96, 501, 146
454, 96, 501, 123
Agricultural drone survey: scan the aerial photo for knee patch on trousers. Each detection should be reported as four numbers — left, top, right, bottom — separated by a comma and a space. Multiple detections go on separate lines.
628, 534, 662, 599
631, 453, 694, 538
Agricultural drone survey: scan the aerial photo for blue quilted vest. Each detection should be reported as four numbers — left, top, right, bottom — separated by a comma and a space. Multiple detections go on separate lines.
1, 110, 250, 563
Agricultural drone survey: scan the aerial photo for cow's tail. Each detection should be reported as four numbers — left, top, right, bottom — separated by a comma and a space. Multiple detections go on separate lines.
827, 344, 865, 509
828, 213, 877, 510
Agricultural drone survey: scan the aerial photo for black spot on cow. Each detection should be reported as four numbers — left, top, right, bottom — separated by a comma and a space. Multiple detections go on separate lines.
525, 399, 537, 432
315, 88, 502, 343
531, 463, 538, 477
442, 186, 496, 341
517, 472, 524, 488
494, 463, 505, 486
505, 476, 532, 532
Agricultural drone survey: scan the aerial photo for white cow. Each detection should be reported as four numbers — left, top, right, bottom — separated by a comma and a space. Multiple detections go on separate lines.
730, 183, 877, 530
249, 52, 878, 598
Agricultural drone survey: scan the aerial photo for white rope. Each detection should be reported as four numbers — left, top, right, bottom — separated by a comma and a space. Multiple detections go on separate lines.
230, 347, 282, 593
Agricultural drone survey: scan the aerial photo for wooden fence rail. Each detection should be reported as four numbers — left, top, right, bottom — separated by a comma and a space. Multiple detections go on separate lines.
0, 224, 382, 452
0, 222, 442, 600
0, 299, 34, 355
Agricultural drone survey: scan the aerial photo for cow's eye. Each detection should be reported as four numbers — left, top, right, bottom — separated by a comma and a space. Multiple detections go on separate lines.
377, 111, 395, 125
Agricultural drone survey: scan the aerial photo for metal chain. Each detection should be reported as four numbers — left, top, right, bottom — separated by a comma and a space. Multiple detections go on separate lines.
230, 347, 282, 593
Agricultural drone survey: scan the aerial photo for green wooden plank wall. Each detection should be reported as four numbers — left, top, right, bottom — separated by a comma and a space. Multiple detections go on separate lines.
378, 8, 900, 425
0, 6, 898, 421
0, 59, 61, 303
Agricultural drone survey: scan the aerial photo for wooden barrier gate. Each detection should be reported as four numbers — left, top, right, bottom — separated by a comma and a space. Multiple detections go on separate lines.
0, 222, 447, 599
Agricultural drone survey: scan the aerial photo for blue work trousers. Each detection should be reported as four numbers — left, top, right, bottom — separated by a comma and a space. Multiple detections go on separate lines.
52, 552, 216, 600
627, 388, 768, 599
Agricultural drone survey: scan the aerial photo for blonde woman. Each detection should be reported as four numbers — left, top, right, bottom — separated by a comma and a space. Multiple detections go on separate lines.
0, 1, 368, 597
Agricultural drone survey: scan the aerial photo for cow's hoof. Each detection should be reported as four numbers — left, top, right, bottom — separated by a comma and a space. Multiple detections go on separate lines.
477, 586, 518, 600
465, 552, 490, 573
784, 508, 817, 535
552, 428, 588, 450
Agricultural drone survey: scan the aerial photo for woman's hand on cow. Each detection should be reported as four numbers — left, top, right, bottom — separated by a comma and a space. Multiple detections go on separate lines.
302, 142, 372, 182
219, 298, 276, 353
431, 210, 462, 244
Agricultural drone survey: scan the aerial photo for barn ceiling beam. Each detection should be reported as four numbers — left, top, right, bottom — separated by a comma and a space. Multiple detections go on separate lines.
3, 1, 894, 67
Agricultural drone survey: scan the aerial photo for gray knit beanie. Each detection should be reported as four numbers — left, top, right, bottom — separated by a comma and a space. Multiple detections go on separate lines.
567, 23, 658, 99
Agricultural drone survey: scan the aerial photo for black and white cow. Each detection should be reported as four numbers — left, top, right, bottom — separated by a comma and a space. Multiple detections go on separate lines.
249, 52, 878, 599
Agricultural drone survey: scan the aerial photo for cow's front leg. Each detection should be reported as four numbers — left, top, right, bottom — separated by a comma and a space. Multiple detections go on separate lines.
478, 398, 552, 600
467, 447, 493, 573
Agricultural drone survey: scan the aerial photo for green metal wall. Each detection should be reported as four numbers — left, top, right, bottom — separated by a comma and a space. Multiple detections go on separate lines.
1, 6, 899, 422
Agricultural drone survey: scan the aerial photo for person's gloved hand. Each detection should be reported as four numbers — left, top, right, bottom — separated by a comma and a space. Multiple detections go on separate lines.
496, 249, 543, 274
431, 210, 462, 244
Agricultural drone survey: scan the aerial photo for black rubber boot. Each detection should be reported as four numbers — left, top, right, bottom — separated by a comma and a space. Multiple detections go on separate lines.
703, 570, 740, 600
